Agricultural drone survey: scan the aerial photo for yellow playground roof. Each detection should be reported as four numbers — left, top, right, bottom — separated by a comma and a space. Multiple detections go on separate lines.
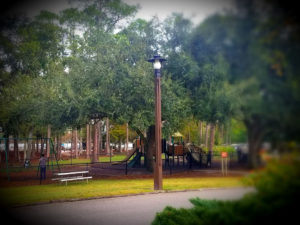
172, 132, 184, 137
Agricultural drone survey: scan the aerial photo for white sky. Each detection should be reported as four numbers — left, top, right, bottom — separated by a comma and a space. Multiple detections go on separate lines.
3, 0, 234, 26
124, 0, 234, 25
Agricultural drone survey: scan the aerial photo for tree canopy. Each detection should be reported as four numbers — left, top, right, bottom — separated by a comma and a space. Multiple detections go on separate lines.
0, 0, 299, 168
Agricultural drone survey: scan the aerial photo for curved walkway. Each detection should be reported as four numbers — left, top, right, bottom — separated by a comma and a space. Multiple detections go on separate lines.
12, 187, 254, 225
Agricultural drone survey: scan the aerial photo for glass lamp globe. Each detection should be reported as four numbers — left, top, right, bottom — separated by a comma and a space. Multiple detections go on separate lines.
153, 60, 161, 69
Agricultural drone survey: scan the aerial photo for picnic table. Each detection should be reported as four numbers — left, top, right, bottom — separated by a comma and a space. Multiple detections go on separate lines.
52, 171, 92, 185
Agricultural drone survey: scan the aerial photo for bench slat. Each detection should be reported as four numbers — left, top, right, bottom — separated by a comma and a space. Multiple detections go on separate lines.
52, 176, 82, 181
52, 170, 92, 185
54, 171, 89, 176
60, 176, 92, 182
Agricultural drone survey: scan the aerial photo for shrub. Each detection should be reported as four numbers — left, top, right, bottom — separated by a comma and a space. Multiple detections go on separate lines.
152, 153, 300, 225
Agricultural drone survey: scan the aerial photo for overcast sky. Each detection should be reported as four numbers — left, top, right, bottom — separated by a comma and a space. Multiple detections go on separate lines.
2, 0, 234, 26
124, 0, 234, 25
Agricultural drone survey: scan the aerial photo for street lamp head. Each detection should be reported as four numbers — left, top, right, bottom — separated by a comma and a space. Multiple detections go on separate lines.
153, 60, 161, 69
147, 55, 166, 68
147, 55, 166, 77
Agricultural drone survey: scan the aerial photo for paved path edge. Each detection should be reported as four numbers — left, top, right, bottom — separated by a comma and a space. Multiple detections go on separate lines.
13, 186, 255, 208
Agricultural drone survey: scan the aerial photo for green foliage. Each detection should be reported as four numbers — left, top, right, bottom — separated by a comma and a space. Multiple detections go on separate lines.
230, 119, 247, 143
178, 118, 200, 144
213, 145, 235, 153
152, 155, 300, 225
153, 206, 199, 225
245, 155, 300, 200
161, 77, 191, 138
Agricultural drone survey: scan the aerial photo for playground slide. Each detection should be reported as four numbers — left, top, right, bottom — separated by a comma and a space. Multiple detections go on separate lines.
112, 148, 138, 165
189, 152, 210, 167
128, 152, 142, 168
191, 152, 200, 163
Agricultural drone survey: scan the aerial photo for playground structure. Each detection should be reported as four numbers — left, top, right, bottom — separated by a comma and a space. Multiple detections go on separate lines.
165, 143, 186, 166
163, 132, 211, 169
110, 134, 214, 175
0, 134, 244, 184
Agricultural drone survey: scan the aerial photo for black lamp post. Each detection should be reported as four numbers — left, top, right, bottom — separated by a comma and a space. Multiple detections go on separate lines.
147, 55, 166, 190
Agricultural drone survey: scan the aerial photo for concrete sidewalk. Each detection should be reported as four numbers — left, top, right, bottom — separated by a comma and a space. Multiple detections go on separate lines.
12, 187, 255, 225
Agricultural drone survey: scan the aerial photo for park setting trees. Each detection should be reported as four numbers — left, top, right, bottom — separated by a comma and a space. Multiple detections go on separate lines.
0, 0, 299, 169
0, 1, 300, 224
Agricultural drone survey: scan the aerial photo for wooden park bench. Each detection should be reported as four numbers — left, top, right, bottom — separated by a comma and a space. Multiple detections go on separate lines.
52, 171, 92, 185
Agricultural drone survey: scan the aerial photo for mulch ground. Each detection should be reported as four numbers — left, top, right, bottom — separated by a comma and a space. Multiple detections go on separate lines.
0, 161, 251, 187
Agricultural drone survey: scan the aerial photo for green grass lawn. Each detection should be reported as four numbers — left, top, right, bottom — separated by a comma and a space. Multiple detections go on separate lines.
57, 154, 163, 164
56, 155, 127, 165
0, 177, 246, 206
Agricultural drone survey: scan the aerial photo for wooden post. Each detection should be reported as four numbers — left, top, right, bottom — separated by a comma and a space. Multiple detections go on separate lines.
221, 152, 228, 176
154, 74, 162, 190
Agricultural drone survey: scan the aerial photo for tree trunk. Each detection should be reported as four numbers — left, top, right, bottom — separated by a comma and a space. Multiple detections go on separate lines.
71, 130, 74, 157
58, 135, 62, 160
5, 134, 11, 161
145, 125, 155, 172
79, 129, 82, 151
228, 122, 231, 145
198, 121, 203, 145
54, 135, 58, 158
93, 121, 99, 163
220, 124, 224, 145
205, 123, 209, 148
26, 130, 33, 160
79, 131, 83, 152
209, 123, 215, 153
118, 138, 122, 152
188, 125, 190, 143
225, 120, 232, 145
106, 118, 110, 156
37, 138, 40, 154
13, 137, 19, 162
125, 123, 129, 152
24, 139, 27, 162
41, 138, 44, 155
99, 120, 102, 154
86, 124, 90, 159
248, 130, 262, 168
32, 137, 36, 154
74, 129, 78, 159
245, 118, 265, 169
54, 136, 57, 160
35, 138, 38, 155
46, 125, 51, 158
